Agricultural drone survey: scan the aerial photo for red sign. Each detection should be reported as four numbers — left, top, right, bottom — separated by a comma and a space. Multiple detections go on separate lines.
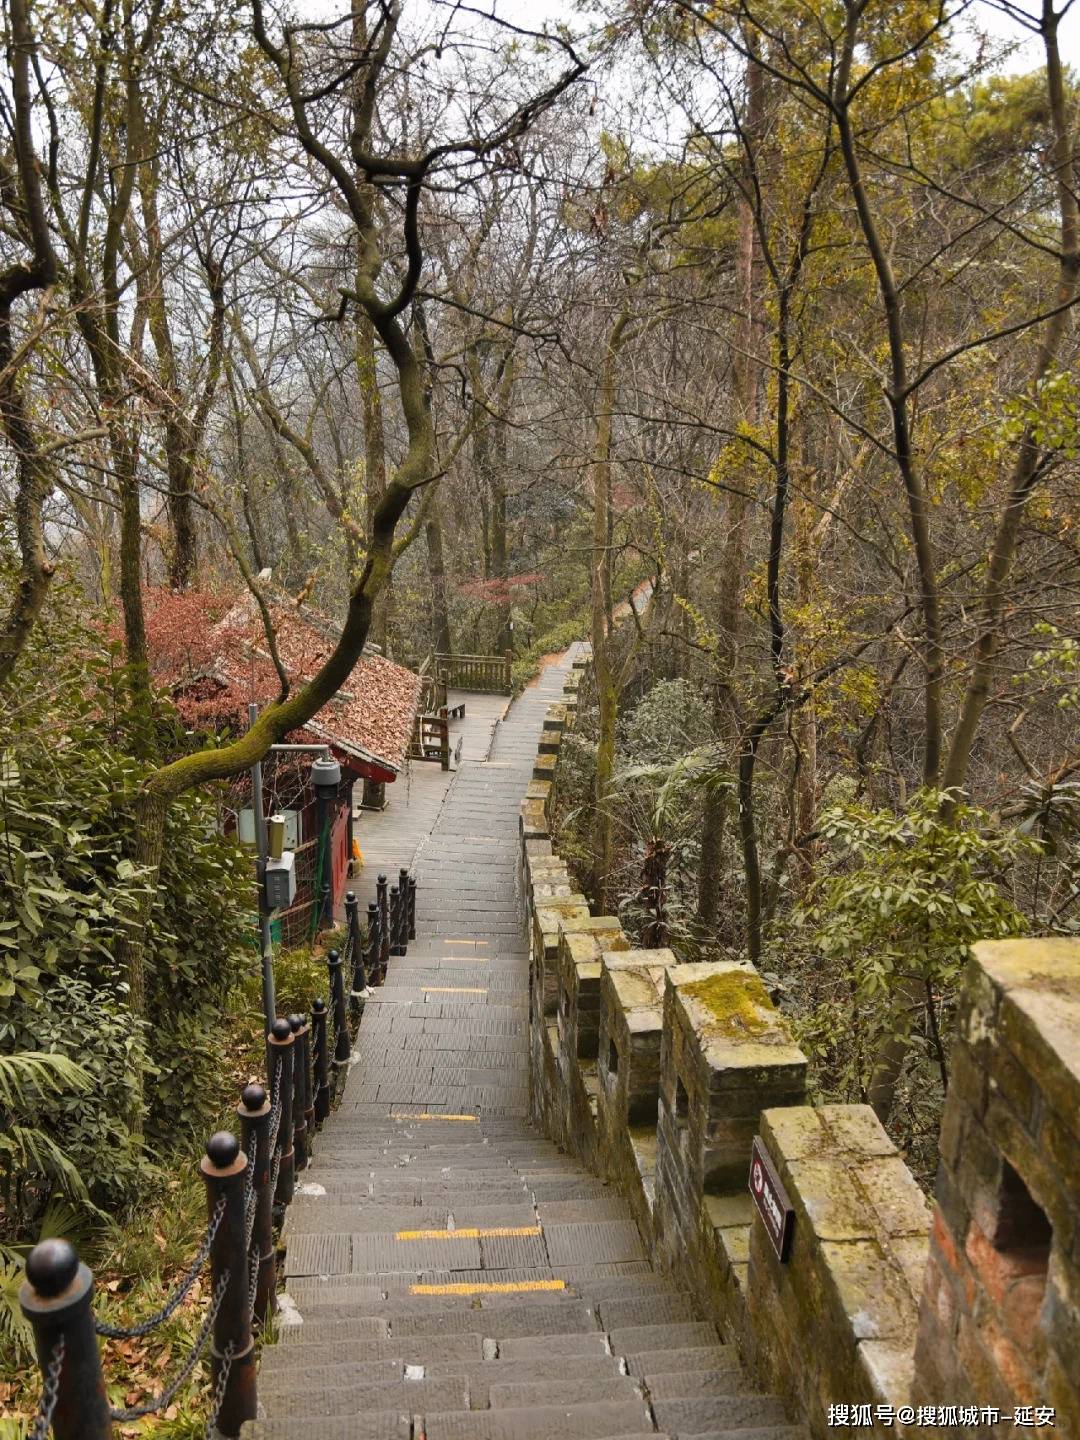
749, 1136, 794, 1262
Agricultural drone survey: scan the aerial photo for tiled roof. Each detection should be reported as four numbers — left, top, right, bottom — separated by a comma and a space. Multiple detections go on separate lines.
144, 586, 421, 776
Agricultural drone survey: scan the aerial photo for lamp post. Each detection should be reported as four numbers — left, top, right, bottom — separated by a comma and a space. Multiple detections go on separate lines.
247, 701, 339, 1034
248, 704, 275, 1030
310, 754, 341, 931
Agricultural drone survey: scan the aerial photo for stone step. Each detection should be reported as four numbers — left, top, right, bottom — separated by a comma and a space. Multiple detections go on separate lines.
284, 1204, 539, 1234
608, 1321, 720, 1353
277, 1301, 599, 1342
258, 1353, 624, 1399
487, 1375, 643, 1409
651, 1395, 789, 1434
496, 1331, 612, 1358
259, 1377, 468, 1418
241, 1415, 410, 1439
625, 1346, 734, 1378
285, 1283, 583, 1313
420, 1400, 655, 1438
595, 1293, 697, 1328
260, 1333, 485, 1372
644, 1369, 756, 1399
567, 1274, 685, 1301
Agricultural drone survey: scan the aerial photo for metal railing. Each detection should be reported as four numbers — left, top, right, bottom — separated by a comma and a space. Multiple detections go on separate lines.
20, 877, 417, 1439
434, 650, 512, 694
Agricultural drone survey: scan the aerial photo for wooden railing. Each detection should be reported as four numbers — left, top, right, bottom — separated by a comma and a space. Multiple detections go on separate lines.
434, 650, 512, 694
408, 709, 450, 770
416, 654, 448, 714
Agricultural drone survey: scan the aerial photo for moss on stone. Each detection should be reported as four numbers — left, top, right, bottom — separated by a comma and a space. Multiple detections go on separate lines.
681, 970, 775, 1037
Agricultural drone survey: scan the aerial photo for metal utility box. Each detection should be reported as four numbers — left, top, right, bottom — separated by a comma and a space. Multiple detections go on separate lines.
264, 852, 297, 911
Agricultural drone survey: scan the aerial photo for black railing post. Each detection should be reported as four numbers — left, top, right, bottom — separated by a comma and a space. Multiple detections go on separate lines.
200, 1132, 256, 1437
311, 997, 330, 1123
267, 1018, 295, 1211
20, 1239, 112, 1440
238, 1083, 276, 1330
288, 1015, 308, 1171
299, 1014, 314, 1140
389, 883, 401, 956
321, 880, 332, 931
377, 873, 390, 979
346, 892, 368, 1007
366, 901, 381, 986
328, 948, 350, 1095
397, 867, 410, 952
408, 874, 417, 941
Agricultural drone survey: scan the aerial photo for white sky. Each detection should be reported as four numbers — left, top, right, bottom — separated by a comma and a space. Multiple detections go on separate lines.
484, 0, 1080, 69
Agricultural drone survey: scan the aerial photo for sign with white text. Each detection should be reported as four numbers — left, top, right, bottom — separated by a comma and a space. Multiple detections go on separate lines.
749, 1135, 794, 1262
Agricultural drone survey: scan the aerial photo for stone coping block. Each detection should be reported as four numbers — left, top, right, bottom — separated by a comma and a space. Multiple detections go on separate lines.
519, 797, 550, 841
747, 1105, 931, 1438
533, 752, 558, 780
532, 898, 591, 1018
557, 922, 631, 1062
973, 937, 1079, 1129
543, 703, 568, 731
538, 727, 564, 756
671, 961, 807, 1091
599, 951, 677, 1127
658, 961, 807, 1200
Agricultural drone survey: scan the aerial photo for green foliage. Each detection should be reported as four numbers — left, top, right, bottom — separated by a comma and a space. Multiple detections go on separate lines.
511, 616, 588, 692
0, 563, 253, 1223
273, 941, 335, 1017
619, 678, 711, 766
10, 975, 155, 1212
787, 789, 1030, 1174
997, 368, 1080, 460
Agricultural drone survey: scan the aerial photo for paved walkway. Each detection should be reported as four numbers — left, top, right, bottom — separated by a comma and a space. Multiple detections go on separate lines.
246, 652, 802, 1439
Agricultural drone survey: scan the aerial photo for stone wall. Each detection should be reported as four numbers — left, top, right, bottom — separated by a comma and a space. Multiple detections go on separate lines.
519, 649, 1080, 1438
747, 1104, 932, 1434
912, 939, 1079, 1435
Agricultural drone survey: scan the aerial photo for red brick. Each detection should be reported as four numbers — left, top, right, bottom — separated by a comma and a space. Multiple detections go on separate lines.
965, 1219, 1049, 1306
1000, 1272, 1048, 1354
932, 1207, 962, 1276
985, 1316, 1037, 1406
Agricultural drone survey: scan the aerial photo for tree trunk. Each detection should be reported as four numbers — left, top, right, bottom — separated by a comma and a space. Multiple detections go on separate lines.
792, 485, 818, 894
358, 310, 391, 650
697, 52, 764, 931
425, 489, 453, 656
942, 1, 1080, 796
589, 309, 630, 910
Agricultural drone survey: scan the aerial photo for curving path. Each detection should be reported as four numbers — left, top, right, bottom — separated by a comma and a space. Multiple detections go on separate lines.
244, 649, 804, 1440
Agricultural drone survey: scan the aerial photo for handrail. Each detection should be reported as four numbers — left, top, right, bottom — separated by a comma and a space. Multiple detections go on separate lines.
20, 870, 418, 1440
434, 650, 512, 694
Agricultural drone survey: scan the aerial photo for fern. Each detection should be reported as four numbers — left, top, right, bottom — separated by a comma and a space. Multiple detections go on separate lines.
0, 1051, 92, 1108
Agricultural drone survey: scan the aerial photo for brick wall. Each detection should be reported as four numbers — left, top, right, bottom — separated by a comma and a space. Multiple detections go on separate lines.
912, 939, 1080, 1435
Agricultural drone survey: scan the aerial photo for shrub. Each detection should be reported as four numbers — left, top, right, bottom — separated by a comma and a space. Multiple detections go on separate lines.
9, 974, 156, 1215
785, 788, 1031, 1181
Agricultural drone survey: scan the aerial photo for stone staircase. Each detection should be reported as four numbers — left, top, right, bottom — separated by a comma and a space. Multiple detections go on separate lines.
241, 649, 805, 1440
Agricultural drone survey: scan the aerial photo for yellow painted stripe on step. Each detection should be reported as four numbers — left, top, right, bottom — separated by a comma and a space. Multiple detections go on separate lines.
393, 1113, 478, 1122
422, 985, 488, 995
410, 1280, 566, 1296
444, 939, 488, 946
395, 1225, 541, 1241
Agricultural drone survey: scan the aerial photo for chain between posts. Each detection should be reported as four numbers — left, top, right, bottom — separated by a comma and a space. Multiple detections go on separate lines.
94, 1196, 226, 1340
108, 1270, 228, 1422
28, 1334, 64, 1440
21, 870, 416, 1440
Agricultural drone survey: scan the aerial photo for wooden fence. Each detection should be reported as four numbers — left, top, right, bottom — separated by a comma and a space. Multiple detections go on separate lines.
434, 650, 512, 694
